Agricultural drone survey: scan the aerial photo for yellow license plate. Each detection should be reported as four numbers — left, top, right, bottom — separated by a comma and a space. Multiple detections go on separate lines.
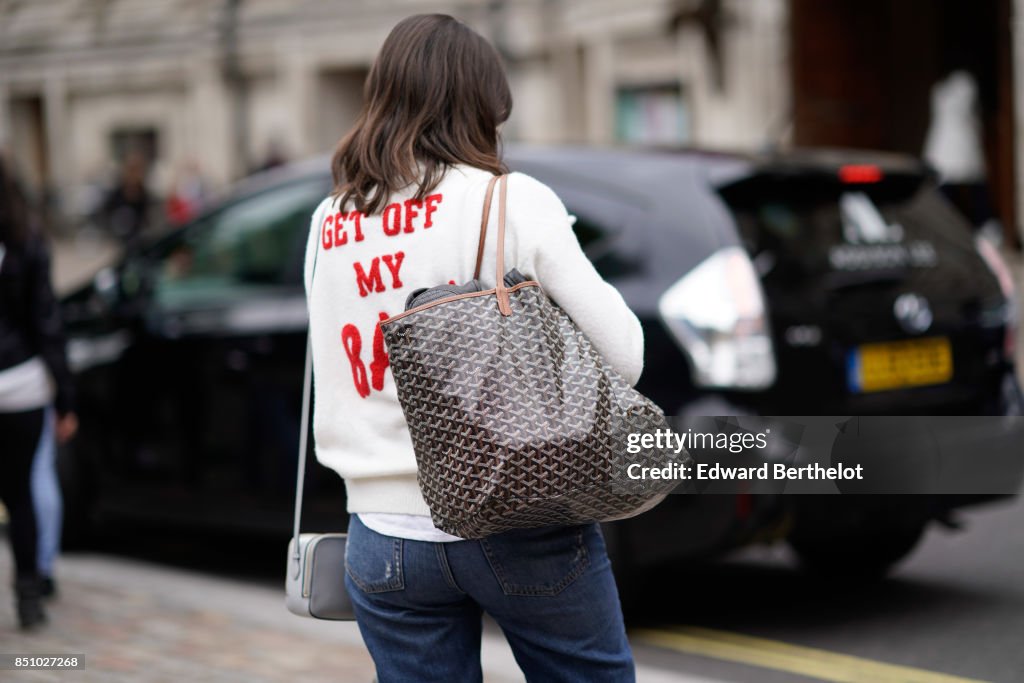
847, 337, 953, 393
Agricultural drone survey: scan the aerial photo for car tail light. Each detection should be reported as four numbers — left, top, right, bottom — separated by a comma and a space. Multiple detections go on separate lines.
975, 235, 1018, 360
658, 247, 777, 389
839, 164, 884, 184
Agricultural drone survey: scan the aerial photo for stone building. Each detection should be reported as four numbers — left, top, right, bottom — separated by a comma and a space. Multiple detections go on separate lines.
0, 0, 1019, 246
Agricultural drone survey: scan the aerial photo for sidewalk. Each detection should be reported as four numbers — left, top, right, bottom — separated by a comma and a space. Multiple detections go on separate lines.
1, 552, 378, 683
0, 548, 697, 683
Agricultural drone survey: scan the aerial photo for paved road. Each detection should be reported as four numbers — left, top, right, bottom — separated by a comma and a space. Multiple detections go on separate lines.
627, 496, 1024, 682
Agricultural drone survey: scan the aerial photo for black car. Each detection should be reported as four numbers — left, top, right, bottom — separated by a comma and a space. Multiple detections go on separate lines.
60, 146, 1023, 577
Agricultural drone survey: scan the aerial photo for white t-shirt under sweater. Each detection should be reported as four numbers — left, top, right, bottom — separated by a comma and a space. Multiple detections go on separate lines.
303, 164, 644, 542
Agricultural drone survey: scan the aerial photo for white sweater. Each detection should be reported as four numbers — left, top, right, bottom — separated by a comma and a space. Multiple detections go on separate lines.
303, 164, 644, 517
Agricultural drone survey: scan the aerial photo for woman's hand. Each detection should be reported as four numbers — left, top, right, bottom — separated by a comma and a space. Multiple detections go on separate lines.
56, 412, 79, 444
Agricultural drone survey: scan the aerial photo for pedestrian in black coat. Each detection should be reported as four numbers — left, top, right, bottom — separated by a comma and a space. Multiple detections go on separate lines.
0, 155, 77, 630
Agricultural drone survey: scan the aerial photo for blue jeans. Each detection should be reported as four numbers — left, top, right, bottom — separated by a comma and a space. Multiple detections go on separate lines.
31, 406, 61, 577
345, 515, 635, 683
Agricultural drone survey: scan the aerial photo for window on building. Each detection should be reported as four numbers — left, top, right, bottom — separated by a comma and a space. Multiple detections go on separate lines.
614, 84, 690, 145
110, 127, 159, 165
316, 67, 370, 153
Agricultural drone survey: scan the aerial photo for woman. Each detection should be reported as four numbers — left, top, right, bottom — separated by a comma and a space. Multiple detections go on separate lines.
0, 155, 77, 630
304, 15, 643, 682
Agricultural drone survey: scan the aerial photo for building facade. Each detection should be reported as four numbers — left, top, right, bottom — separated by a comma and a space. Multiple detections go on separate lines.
0, 0, 787, 213
0, 0, 1019, 246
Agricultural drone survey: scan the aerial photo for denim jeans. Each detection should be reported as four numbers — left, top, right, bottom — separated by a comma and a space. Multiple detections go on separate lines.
345, 515, 635, 683
31, 405, 61, 577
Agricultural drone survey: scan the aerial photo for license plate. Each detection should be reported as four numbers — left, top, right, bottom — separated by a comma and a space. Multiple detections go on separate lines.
847, 337, 953, 393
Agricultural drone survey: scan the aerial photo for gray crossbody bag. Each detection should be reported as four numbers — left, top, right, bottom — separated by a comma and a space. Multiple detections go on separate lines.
285, 237, 356, 621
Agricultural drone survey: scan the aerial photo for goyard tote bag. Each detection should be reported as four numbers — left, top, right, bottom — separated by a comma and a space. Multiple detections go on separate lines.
380, 174, 682, 539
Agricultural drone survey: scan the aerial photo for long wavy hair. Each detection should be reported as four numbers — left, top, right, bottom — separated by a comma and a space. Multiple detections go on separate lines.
331, 14, 512, 214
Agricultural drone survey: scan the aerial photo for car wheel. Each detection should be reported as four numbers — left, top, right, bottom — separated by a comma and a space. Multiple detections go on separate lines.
788, 520, 927, 579
787, 496, 929, 579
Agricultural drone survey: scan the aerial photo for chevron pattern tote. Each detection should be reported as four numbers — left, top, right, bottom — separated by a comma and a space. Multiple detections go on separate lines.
380, 175, 681, 538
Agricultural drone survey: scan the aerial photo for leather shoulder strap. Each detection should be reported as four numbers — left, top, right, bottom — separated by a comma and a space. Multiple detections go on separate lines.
494, 174, 511, 316
293, 221, 321, 553
474, 175, 502, 280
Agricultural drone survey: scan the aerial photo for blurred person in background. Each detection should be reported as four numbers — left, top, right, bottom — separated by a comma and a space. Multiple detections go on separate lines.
256, 138, 289, 174
306, 14, 640, 682
97, 149, 155, 252
165, 159, 210, 227
0, 154, 77, 630
923, 70, 1001, 242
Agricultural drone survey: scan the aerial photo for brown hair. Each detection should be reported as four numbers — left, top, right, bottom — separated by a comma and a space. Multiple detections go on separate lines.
331, 14, 512, 214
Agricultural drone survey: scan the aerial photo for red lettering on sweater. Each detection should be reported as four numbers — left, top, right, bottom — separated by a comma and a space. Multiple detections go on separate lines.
321, 210, 366, 251
353, 258, 385, 297
403, 199, 421, 233
321, 214, 335, 250
353, 252, 405, 296
424, 194, 442, 228
376, 195, 444, 238
323, 194, 440, 251
348, 211, 365, 242
381, 251, 405, 289
331, 211, 348, 247
382, 203, 402, 236
370, 312, 390, 391
341, 313, 391, 397
341, 324, 370, 398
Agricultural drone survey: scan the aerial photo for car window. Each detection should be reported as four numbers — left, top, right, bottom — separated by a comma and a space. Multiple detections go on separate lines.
566, 211, 643, 280
571, 215, 607, 250
153, 180, 325, 307
553, 187, 645, 280
719, 177, 972, 285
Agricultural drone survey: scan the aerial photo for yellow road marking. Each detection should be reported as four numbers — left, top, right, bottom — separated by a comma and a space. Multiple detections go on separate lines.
632, 626, 989, 683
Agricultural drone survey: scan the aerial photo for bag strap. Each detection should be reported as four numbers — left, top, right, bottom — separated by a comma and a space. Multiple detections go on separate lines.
495, 174, 511, 316
473, 174, 512, 316
292, 228, 320, 556
473, 175, 501, 279
291, 336, 314, 549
